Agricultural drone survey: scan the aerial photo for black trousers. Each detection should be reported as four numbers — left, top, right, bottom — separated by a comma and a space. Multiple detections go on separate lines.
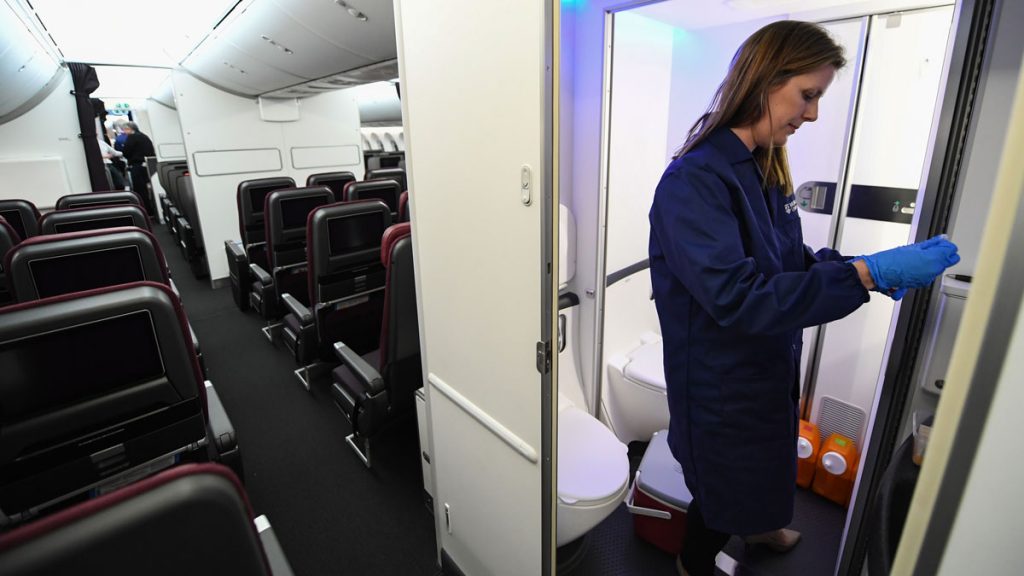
128, 164, 154, 215
681, 500, 731, 576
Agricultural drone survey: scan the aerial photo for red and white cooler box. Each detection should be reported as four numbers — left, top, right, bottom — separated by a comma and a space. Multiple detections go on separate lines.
626, 429, 693, 555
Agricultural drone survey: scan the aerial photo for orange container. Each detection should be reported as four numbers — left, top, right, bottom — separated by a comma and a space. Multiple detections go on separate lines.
796, 420, 821, 488
812, 433, 859, 507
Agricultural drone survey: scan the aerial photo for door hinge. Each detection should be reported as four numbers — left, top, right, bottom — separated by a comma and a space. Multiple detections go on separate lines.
536, 340, 551, 374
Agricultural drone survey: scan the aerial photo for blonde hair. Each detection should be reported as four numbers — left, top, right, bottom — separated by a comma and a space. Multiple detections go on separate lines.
673, 20, 846, 195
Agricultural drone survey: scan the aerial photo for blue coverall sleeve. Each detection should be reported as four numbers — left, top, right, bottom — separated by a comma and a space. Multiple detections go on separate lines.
650, 163, 868, 335
804, 245, 847, 267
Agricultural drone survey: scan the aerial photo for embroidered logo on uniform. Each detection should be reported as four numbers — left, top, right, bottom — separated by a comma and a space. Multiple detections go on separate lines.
784, 198, 799, 214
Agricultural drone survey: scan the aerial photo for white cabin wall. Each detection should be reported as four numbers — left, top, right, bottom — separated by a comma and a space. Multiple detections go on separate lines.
0, 69, 91, 208
143, 101, 186, 161
171, 70, 362, 283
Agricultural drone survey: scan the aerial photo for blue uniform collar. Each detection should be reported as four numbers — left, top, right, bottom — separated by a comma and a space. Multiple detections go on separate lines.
706, 127, 755, 165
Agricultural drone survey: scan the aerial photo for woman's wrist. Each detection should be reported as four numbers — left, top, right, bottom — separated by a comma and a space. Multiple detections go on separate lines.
851, 259, 876, 290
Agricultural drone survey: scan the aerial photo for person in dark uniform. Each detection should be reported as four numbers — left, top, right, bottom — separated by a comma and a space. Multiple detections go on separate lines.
648, 21, 960, 576
121, 121, 156, 214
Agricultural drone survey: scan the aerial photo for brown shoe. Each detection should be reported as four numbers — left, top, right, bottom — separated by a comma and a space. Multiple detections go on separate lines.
744, 528, 801, 552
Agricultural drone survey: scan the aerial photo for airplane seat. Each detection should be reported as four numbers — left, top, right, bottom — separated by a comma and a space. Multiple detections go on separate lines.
163, 167, 189, 236
177, 177, 208, 278
398, 191, 409, 223
364, 167, 407, 193
0, 199, 41, 239
0, 216, 22, 305
55, 191, 141, 211
3, 229, 239, 472
156, 161, 188, 220
226, 177, 296, 312
554, 204, 629, 547
281, 200, 390, 388
169, 172, 192, 240
329, 221, 417, 467
0, 463, 294, 576
38, 204, 151, 235
344, 179, 402, 221
306, 171, 357, 202
249, 187, 334, 324
0, 282, 211, 525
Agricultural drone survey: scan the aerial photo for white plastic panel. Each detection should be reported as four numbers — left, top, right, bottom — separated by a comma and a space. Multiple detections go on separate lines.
290, 145, 360, 169
396, 0, 550, 572
144, 100, 186, 161
258, 97, 300, 122
0, 157, 72, 207
219, 0, 374, 81
810, 6, 955, 440
0, 3, 60, 119
192, 148, 283, 176
274, 0, 398, 62
158, 143, 186, 159
183, 40, 307, 96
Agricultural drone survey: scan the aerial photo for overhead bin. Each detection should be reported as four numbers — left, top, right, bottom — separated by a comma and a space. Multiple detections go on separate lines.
0, 2, 61, 123
180, 0, 397, 97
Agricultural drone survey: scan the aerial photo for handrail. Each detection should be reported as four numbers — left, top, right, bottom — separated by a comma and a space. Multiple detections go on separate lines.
427, 373, 539, 464
606, 258, 650, 287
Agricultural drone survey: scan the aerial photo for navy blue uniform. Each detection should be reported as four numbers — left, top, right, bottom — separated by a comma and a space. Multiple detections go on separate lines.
649, 127, 868, 535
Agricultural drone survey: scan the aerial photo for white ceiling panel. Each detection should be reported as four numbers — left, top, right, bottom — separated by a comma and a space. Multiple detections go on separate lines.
219, 0, 374, 80
634, 0, 953, 30
272, 0, 397, 62
91, 66, 171, 99
26, 0, 239, 66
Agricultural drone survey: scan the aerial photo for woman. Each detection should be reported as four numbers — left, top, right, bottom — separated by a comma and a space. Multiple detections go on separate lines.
648, 20, 959, 576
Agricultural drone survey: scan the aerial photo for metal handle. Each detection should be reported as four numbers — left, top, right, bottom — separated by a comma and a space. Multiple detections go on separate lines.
624, 471, 672, 520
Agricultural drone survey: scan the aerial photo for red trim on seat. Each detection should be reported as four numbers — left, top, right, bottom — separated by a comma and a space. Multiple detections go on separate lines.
398, 191, 409, 222
0, 464, 258, 556
380, 222, 411, 269
378, 223, 412, 366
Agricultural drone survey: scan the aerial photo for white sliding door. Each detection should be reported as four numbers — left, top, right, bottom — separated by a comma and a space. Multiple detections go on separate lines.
395, 1, 556, 574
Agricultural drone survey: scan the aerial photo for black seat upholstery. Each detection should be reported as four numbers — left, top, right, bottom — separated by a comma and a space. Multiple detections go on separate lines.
56, 191, 141, 211
38, 204, 151, 235
280, 201, 391, 387
175, 176, 207, 278
226, 177, 296, 311
0, 282, 210, 524
249, 186, 334, 323
0, 216, 22, 305
0, 199, 40, 239
330, 222, 420, 466
306, 171, 357, 202
365, 168, 407, 193
3, 228, 237, 470
344, 180, 402, 221
163, 167, 189, 238
0, 463, 293, 576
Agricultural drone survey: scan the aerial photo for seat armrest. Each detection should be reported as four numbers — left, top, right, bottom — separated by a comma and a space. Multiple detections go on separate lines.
333, 342, 384, 395
204, 381, 236, 455
281, 293, 312, 325
255, 516, 296, 576
249, 263, 273, 287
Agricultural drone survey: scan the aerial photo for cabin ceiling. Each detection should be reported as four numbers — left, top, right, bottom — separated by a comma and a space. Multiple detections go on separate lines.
14, 0, 398, 99
631, 0, 952, 30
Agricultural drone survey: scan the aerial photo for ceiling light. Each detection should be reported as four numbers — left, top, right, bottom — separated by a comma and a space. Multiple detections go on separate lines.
334, 0, 368, 22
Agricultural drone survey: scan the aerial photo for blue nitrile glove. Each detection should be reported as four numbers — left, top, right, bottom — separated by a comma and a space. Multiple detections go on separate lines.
857, 235, 960, 293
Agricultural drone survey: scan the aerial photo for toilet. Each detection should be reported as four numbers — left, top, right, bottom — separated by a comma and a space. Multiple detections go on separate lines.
605, 331, 671, 443
556, 204, 629, 546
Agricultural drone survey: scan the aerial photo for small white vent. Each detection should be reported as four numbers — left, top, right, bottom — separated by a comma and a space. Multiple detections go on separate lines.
817, 396, 866, 447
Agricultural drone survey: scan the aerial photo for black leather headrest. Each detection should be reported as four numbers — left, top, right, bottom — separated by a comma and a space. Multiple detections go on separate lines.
236, 177, 296, 234
345, 180, 402, 214
365, 168, 407, 192
56, 191, 141, 211
7, 227, 168, 301
306, 172, 356, 201
39, 205, 151, 234
0, 199, 41, 239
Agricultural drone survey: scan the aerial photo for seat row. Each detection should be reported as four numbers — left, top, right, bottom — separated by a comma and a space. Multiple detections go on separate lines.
224, 169, 416, 466
154, 161, 207, 278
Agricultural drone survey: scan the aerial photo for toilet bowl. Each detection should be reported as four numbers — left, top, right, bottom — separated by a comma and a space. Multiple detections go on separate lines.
557, 393, 629, 547
604, 332, 671, 443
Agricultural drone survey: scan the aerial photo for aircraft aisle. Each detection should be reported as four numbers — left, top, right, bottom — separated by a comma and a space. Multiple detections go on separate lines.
151, 224, 437, 575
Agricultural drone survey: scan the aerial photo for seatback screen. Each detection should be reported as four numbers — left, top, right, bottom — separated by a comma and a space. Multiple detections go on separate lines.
0, 209, 27, 239
53, 216, 135, 233
0, 311, 164, 420
29, 245, 147, 298
250, 185, 284, 217
328, 213, 386, 256
281, 196, 327, 230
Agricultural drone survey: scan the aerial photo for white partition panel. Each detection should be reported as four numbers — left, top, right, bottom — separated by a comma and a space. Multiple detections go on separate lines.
810, 6, 954, 442
0, 69, 90, 207
145, 101, 186, 161
396, 0, 553, 573
172, 70, 362, 283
